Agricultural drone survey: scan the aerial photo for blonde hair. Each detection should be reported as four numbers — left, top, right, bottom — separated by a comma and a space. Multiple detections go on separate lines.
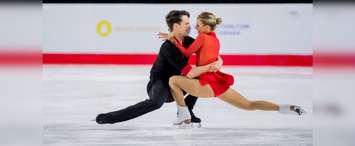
197, 12, 222, 31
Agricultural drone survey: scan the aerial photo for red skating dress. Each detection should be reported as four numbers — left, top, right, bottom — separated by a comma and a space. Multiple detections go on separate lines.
175, 32, 234, 97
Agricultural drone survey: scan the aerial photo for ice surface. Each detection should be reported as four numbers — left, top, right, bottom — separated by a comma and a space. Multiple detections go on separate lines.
43, 65, 312, 146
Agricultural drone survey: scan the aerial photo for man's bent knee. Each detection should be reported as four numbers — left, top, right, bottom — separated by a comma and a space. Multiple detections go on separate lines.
150, 98, 165, 110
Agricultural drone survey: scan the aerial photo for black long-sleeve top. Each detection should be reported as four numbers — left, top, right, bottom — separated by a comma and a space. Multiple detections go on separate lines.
150, 36, 194, 84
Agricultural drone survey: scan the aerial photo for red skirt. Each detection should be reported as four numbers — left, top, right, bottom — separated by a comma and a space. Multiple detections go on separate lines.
198, 71, 235, 97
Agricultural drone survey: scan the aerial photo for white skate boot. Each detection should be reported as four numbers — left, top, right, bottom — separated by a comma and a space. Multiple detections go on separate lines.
173, 105, 192, 128
279, 105, 307, 115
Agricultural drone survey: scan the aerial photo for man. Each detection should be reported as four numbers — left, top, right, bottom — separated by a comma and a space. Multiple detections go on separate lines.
95, 10, 222, 126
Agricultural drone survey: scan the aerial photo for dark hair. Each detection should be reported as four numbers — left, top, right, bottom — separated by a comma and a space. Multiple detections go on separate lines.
165, 10, 190, 31
198, 12, 222, 31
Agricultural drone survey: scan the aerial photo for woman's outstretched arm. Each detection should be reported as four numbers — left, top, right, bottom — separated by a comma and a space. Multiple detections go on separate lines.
158, 32, 205, 57
173, 34, 205, 57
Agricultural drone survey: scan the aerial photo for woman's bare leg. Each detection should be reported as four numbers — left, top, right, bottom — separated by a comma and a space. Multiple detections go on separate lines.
169, 75, 214, 106
169, 76, 305, 117
218, 88, 279, 111
169, 75, 279, 111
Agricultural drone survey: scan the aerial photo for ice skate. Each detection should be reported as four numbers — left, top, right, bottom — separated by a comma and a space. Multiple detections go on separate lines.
279, 105, 307, 115
173, 105, 191, 126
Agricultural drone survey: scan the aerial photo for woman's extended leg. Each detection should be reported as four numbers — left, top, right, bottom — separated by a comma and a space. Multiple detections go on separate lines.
169, 75, 279, 111
218, 88, 306, 115
218, 88, 279, 111
169, 76, 306, 124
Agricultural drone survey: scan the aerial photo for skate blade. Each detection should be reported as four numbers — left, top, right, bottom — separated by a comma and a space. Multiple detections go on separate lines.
173, 122, 202, 129
298, 109, 307, 115
295, 107, 307, 115
173, 119, 192, 128
174, 123, 202, 129
192, 123, 202, 128
173, 119, 191, 125
174, 122, 193, 129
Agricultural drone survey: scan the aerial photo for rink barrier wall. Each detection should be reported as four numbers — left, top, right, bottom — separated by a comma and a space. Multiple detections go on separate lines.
42, 53, 313, 66
2, 52, 355, 67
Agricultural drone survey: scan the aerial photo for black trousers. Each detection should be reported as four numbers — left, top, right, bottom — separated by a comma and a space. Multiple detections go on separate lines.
106, 79, 198, 123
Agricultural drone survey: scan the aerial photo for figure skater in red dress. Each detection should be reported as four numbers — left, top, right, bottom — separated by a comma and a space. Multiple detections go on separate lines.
159, 12, 306, 125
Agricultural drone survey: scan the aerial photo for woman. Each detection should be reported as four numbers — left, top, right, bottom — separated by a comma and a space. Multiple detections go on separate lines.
159, 12, 306, 125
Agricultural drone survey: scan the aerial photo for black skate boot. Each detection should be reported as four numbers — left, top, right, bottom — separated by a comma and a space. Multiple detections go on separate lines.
189, 109, 202, 128
95, 113, 114, 124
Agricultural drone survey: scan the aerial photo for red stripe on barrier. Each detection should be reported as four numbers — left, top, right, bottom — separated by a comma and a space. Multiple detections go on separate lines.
42, 53, 157, 65
42, 53, 313, 66
0, 51, 41, 66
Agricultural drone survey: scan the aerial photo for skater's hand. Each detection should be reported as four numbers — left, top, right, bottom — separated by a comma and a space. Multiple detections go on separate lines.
158, 32, 174, 42
158, 32, 169, 39
209, 56, 223, 72
209, 62, 218, 72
